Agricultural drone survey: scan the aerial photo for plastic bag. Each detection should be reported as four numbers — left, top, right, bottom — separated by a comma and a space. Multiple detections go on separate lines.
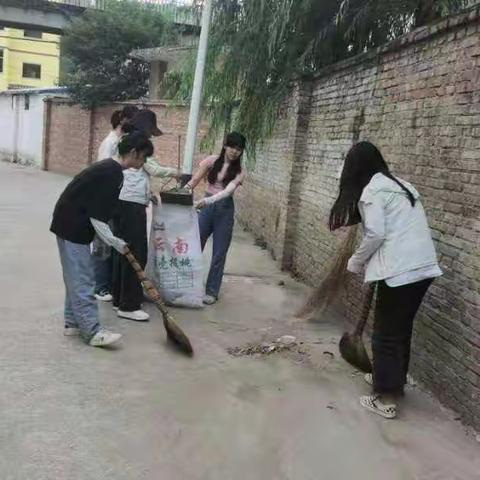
146, 203, 204, 308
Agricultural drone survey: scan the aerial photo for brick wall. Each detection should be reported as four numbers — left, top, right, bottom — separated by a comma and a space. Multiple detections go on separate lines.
237, 8, 480, 428
43, 99, 92, 175
236, 86, 306, 262
43, 99, 209, 180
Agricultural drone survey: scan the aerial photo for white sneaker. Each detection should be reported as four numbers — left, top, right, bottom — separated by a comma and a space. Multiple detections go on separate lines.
89, 329, 122, 347
117, 309, 150, 322
64, 327, 80, 336
203, 295, 217, 305
95, 291, 113, 302
112, 306, 119, 311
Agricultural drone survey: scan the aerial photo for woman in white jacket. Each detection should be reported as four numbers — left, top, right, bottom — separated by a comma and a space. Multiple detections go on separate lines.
92, 106, 140, 302
329, 141, 442, 419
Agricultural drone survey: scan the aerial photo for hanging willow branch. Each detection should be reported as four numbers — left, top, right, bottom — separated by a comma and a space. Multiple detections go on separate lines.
164, 0, 468, 156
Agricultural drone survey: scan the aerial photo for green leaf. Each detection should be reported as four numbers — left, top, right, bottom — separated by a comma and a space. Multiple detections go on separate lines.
62, 0, 176, 107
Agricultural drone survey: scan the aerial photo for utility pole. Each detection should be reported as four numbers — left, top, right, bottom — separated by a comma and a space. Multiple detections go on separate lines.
182, 0, 213, 174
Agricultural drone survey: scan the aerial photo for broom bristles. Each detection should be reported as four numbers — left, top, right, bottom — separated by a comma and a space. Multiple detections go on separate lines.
297, 226, 358, 319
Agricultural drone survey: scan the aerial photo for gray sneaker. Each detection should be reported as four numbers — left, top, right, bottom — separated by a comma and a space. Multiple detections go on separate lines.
203, 294, 217, 305
89, 329, 122, 347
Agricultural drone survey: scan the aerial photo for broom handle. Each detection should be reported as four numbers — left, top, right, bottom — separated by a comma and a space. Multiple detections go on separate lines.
124, 249, 169, 317
354, 283, 376, 336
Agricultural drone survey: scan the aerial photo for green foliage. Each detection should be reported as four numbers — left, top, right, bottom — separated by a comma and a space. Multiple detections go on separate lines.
62, 0, 176, 108
334, 0, 467, 54
166, 0, 468, 153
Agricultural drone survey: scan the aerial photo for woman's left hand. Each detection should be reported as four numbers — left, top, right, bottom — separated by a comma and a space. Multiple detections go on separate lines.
195, 199, 208, 209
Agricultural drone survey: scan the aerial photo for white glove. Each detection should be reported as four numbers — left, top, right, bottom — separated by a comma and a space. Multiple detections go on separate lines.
195, 197, 213, 209
347, 257, 363, 274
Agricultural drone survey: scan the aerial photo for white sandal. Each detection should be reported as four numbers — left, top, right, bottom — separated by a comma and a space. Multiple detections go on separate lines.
364, 373, 373, 386
360, 395, 397, 419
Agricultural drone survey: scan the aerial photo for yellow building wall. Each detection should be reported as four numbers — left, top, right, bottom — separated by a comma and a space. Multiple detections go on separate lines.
0, 28, 60, 91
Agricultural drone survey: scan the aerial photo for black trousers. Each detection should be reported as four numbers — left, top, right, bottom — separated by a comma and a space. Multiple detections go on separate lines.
372, 278, 433, 395
112, 200, 147, 312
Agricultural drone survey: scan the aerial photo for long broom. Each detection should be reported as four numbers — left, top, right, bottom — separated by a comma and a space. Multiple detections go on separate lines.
124, 248, 194, 356
297, 226, 359, 319
339, 283, 374, 373
295, 225, 374, 372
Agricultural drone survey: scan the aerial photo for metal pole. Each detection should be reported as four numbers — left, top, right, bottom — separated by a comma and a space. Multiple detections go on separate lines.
182, 0, 213, 174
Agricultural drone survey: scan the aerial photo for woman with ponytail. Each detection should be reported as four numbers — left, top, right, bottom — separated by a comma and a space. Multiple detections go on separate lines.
187, 132, 246, 305
330, 141, 442, 419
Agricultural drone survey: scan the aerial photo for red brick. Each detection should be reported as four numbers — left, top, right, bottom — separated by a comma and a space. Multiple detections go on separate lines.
44, 100, 210, 176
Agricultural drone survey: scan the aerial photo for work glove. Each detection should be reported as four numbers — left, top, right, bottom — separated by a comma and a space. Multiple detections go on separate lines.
347, 257, 363, 274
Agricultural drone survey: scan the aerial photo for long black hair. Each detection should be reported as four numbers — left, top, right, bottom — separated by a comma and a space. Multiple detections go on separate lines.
207, 132, 246, 187
329, 141, 415, 231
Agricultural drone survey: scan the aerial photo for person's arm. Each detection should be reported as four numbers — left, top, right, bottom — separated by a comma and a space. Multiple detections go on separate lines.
90, 218, 127, 254
97, 141, 110, 162
186, 157, 213, 190
195, 180, 238, 208
143, 157, 178, 178
97, 136, 118, 162
347, 195, 386, 274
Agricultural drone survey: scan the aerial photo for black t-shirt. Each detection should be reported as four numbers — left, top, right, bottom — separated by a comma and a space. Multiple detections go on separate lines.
50, 159, 123, 244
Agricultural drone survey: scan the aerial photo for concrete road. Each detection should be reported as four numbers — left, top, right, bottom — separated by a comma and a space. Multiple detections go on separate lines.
0, 162, 479, 480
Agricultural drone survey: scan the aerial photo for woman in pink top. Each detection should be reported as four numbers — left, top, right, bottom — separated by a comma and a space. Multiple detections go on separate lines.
187, 132, 246, 304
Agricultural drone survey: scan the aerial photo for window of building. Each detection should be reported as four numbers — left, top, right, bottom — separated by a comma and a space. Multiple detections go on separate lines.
22, 63, 41, 79
0, 50, 3, 74
24, 30, 42, 39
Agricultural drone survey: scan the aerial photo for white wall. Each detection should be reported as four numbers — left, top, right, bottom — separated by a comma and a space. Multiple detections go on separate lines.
0, 93, 48, 168
0, 95, 16, 163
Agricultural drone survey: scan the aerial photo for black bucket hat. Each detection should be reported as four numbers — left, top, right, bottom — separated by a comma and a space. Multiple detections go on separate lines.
131, 109, 163, 137
121, 105, 140, 121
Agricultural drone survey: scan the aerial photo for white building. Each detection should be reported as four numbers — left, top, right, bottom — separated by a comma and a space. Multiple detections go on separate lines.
0, 87, 68, 168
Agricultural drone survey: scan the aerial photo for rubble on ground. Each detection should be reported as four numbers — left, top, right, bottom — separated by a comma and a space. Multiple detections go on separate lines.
228, 336, 299, 357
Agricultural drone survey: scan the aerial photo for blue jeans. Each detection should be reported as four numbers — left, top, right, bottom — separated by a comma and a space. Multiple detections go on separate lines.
57, 238, 100, 341
198, 197, 234, 298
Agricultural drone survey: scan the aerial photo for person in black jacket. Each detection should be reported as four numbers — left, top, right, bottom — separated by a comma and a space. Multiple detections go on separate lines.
50, 132, 153, 347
